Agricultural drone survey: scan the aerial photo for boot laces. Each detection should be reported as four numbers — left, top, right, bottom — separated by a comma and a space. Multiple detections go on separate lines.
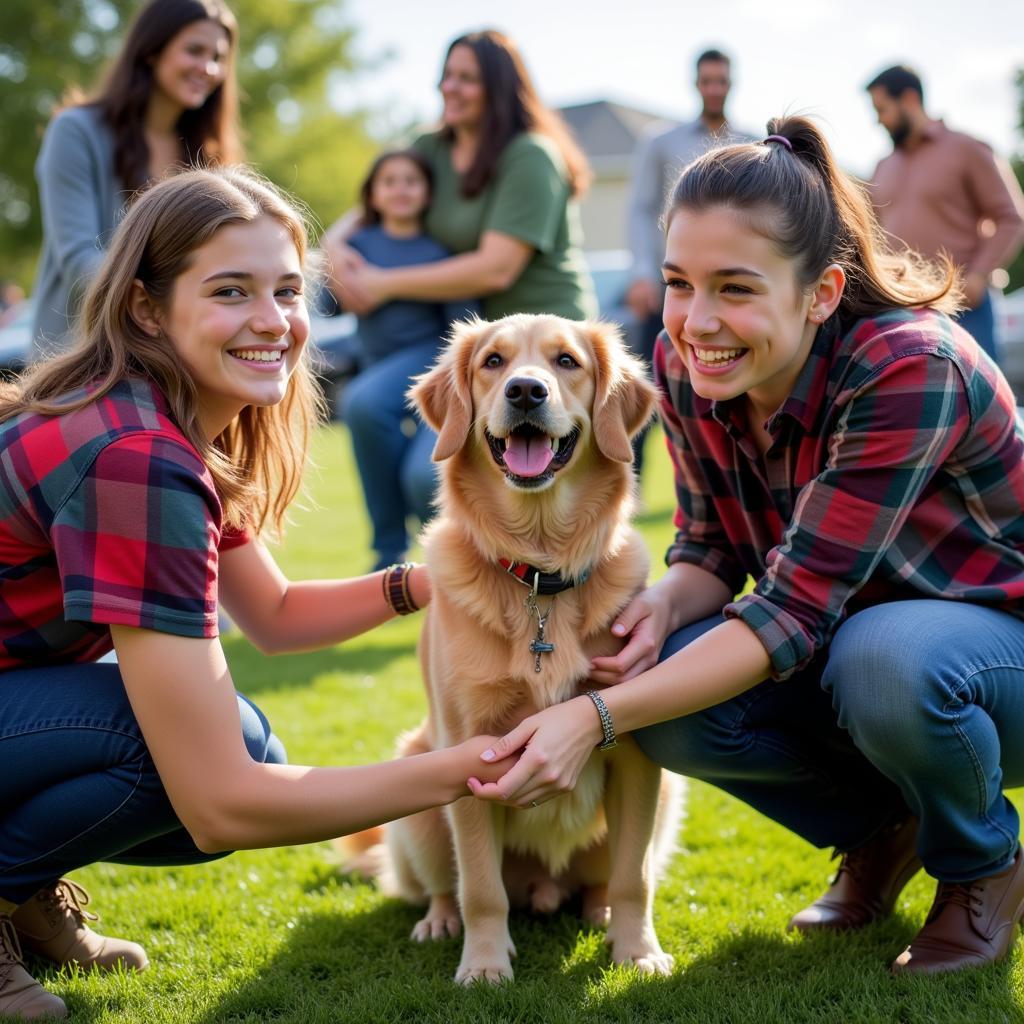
39, 879, 99, 928
0, 915, 25, 981
930, 880, 984, 922
831, 846, 869, 886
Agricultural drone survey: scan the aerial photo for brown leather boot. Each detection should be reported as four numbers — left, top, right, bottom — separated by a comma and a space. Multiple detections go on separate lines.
11, 880, 148, 973
788, 817, 922, 932
0, 915, 67, 1020
892, 847, 1024, 974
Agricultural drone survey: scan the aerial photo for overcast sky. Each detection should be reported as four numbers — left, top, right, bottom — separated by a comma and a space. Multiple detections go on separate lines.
340, 0, 1023, 180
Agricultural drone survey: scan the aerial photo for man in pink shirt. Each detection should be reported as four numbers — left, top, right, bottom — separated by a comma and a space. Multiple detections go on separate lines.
866, 65, 1024, 365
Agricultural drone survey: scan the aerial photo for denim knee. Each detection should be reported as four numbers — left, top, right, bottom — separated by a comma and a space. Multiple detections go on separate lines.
822, 606, 950, 762
237, 693, 286, 765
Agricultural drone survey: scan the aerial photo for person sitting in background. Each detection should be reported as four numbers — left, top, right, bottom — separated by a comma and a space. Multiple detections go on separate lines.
323, 29, 597, 327
340, 149, 478, 572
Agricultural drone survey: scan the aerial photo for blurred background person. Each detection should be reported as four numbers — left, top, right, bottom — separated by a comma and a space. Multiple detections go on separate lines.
625, 48, 754, 474
866, 64, 1024, 367
340, 149, 478, 572
30, 0, 242, 357
324, 28, 597, 325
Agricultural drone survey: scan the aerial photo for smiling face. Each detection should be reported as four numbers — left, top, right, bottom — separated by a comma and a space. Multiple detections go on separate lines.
369, 155, 431, 227
472, 318, 594, 491
440, 44, 486, 133
155, 215, 309, 438
662, 205, 828, 421
151, 18, 230, 114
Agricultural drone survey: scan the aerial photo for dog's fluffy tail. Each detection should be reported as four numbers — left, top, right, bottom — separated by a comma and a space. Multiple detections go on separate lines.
331, 827, 390, 882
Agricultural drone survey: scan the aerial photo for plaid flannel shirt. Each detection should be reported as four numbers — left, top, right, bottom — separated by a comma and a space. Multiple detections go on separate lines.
654, 306, 1024, 680
0, 378, 248, 668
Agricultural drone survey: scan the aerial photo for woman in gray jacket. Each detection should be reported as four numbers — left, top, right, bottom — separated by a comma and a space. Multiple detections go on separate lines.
31, 0, 242, 355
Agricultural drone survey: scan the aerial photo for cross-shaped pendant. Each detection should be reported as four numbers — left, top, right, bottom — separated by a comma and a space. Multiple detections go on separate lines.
530, 620, 555, 672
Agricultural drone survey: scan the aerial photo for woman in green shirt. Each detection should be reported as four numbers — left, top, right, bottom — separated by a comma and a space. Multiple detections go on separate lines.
325, 29, 597, 321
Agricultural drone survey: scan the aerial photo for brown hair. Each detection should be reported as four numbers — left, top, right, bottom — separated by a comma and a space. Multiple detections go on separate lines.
440, 29, 591, 199
358, 149, 434, 226
0, 167, 323, 536
665, 115, 959, 318
81, 0, 242, 191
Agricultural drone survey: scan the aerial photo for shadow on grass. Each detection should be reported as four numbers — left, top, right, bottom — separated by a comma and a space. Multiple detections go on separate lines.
54, 902, 1006, 1024
221, 637, 417, 695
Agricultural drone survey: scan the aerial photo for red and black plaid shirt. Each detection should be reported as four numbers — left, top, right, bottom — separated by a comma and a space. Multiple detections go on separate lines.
654, 306, 1024, 680
0, 378, 249, 669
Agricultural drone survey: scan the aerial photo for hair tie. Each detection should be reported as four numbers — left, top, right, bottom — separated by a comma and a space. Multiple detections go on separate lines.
764, 135, 793, 151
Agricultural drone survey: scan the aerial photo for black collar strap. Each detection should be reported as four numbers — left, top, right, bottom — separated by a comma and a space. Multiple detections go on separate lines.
499, 558, 591, 595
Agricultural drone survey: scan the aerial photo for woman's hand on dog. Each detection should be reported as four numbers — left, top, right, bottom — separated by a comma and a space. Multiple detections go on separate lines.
466, 698, 604, 808
589, 588, 673, 685
454, 736, 520, 794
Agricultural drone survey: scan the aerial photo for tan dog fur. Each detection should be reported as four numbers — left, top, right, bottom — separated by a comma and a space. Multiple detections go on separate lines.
388, 314, 685, 984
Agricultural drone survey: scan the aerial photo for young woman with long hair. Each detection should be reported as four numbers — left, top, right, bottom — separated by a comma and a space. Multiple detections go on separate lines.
469, 116, 1024, 978
31, 0, 242, 354
0, 167, 512, 1020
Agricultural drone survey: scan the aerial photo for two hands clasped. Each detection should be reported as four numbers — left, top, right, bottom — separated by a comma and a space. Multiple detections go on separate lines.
464, 587, 669, 809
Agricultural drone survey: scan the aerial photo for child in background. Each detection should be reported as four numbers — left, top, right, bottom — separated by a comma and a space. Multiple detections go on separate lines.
341, 150, 478, 572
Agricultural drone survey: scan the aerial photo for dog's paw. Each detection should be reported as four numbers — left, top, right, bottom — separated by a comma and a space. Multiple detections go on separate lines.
619, 950, 674, 976
581, 884, 610, 928
410, 894, 461, 942
454, 935, 517, 985
454, 959, 515, 986
610, 935, 674, 976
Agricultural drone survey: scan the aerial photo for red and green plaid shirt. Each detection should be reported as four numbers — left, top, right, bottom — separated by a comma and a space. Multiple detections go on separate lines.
0, 378, 249, 669
654, 306, 1024, 680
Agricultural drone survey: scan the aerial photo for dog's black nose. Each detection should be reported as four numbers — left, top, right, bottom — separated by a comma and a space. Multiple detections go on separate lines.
505, 376, 548, 412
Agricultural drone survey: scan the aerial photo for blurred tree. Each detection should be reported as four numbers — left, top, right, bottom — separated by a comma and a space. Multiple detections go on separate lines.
0, 0, 380, 289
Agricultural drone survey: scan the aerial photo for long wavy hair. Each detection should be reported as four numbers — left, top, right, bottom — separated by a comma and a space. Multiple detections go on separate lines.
0, 167, 323, 536
440, 29, 591, 199
79, 0, 242, 191
664, 115, 960, 319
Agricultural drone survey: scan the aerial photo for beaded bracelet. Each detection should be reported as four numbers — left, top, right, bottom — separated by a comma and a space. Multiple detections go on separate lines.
584, 689, 618, 750
382, 562, 419, 616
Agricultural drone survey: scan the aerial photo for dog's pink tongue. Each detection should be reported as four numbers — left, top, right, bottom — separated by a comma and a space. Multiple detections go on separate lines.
503, 434, 554, 477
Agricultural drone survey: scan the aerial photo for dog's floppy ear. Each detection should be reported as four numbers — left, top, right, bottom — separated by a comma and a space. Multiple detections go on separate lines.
407, 318, 482, 462
587, 320, 659, 463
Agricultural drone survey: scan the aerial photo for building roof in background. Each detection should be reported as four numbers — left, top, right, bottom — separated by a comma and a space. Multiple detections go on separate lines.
559, 100, 675, 173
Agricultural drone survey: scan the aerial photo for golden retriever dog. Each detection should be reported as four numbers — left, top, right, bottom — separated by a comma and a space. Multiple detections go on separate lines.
380, 314, 684, 984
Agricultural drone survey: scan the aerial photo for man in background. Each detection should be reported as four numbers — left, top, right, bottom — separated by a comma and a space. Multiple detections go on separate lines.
866, 65, 1024, 365
625, 49, 754, 474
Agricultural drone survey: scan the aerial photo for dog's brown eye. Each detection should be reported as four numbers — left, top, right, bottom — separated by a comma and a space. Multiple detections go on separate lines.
484, 353, 503, 368
557, 354, 579, 369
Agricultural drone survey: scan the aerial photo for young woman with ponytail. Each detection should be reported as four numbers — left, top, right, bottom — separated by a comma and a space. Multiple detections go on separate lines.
469, 116, 1024, 977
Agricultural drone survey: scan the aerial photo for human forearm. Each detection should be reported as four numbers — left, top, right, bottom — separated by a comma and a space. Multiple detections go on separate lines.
194, 743, 487, 853
602, 617, 771, 735
652, 561, 734, 634
219, 543, 430, 654
381, 250, 512, 301
255, 567, 430, 654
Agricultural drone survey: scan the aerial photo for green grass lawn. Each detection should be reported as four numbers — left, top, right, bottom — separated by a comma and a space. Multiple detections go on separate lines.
42, 424, 1024, 1023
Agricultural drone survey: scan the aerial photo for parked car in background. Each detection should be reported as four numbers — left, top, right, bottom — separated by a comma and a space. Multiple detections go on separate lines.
585, 248, 644, 357
0, 300, 32, 374
995, 289, 1024, 402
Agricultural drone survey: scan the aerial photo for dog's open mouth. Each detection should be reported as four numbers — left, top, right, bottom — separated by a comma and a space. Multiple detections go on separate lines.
485, 424, 581, 488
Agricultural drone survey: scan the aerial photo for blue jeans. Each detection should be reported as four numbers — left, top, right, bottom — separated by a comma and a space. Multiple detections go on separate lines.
342, 342, 440, 569
0, 662, 285, 905
634, 600, 1024, 883
956, 289, 999, 366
